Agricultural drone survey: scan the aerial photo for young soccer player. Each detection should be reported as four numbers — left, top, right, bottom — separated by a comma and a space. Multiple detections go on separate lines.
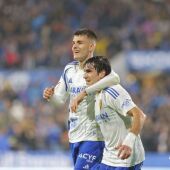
71, 56, 146, 170
43, 29, 120, 169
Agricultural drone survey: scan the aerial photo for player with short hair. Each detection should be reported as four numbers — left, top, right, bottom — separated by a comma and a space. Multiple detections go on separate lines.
71, 56, 146, 170
43, 29, 120, 169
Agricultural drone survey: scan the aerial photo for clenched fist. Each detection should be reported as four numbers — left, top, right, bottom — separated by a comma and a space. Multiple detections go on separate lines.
43, 86, 54, 101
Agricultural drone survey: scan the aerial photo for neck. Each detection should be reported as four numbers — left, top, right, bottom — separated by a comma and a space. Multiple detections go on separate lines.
79, 53, 93, 69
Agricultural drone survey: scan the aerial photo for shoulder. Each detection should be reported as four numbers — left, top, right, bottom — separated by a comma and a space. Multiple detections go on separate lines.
64, 60, 79, 72
104, 85, 131, 99
103, 86, 120, 100
66, 60, 79, 67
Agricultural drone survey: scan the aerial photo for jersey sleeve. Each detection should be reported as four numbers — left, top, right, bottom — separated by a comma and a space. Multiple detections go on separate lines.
52, 66, 70, 105
105, 85, 136, 116
85, 70, 120, 94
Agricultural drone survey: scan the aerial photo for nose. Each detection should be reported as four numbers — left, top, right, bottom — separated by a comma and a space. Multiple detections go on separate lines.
72, 43, 77, 49
83, 73, 87, 80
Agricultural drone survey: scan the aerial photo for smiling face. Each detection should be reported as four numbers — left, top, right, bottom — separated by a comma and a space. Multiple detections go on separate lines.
72, 35, 96, 63
83, 63, 106, 86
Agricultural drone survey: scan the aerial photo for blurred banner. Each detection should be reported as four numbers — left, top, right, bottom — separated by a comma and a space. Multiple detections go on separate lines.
0, 69, 62, 90
0, 69, 62, 102
0, 152, 169, 167
126, 51, 170, 72
0, 151, 72, 167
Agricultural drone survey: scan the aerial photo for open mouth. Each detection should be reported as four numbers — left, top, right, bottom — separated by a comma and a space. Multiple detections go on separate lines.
74, 50, 80, 54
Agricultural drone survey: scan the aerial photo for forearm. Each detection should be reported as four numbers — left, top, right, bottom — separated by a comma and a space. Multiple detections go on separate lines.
129, 107, 146, 136
85, 71, 120, 94
51, 93, 66, 106
51, 81, 69, 106
122, 107, 146, 149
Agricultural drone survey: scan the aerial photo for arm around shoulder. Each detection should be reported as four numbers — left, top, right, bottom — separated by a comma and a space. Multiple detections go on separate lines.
85, 70, 120, 94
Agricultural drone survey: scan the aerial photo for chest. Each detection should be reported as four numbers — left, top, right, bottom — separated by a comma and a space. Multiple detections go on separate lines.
95, 93, 115, 123
95, 93, 129, 124
95, 95, 132, 130
66, 68, 86, 96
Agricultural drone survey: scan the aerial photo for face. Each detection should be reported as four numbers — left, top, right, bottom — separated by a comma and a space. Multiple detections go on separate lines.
72, 35, 95, 62
84, 63, 105, 86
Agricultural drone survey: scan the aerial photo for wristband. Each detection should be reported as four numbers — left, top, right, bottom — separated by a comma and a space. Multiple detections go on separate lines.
122, 132, 137, 149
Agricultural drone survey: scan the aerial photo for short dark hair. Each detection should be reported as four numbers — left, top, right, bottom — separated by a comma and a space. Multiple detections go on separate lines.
84, 56, 111, 76
74, 28, 97, 41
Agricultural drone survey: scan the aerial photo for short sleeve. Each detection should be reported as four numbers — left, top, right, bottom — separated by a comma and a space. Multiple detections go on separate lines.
104, 85, 136, 116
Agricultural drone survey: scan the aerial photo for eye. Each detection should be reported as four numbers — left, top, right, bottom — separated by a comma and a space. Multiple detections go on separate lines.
86, 69, 91, 73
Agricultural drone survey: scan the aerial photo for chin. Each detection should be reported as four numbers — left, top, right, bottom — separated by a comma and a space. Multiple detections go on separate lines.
73, 55, 80, 60
73, 57, 78, 60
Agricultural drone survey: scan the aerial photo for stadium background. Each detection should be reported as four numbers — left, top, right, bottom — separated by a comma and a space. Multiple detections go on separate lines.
0, 0, 169, 169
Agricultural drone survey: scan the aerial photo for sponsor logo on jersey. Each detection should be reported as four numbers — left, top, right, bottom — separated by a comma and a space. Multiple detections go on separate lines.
70, 86, 85, 94
121, 99, 132, 108
68, 78, 72, 83
96, 112, 110, 122
78, 153, 96, 163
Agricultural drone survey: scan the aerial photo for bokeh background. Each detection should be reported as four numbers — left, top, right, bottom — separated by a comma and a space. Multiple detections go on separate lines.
0, 0, 169, 169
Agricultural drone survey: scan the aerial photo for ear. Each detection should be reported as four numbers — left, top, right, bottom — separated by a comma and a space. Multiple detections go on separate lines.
99, 70, 106, 79
89, 42, 96, 52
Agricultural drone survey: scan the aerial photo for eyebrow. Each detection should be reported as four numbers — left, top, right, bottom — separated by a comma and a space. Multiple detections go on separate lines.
73, 40, 84, 43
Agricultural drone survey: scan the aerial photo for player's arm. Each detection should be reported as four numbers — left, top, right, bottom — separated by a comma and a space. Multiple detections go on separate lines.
127, 106, 146, 136
70, 71, 120, 112
51, 77, 69, 105
43, 73, 69, 106
116, 106, 146, 160
43, 79, 69, 106
85, 70, 120, 94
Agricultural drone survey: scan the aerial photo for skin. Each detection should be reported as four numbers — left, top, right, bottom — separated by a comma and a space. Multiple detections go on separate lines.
43, 86, 55, 101
71, 64, 146, 160
70, 63, 105, 113
72, 35, 96, 68
83, 63, 106, 86
116, 107, 146, 159
43, 34, 96, 100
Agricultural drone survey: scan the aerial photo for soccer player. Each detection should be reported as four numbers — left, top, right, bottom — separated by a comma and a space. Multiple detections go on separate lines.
43, 29, 120, 169
71, 56, 146, 170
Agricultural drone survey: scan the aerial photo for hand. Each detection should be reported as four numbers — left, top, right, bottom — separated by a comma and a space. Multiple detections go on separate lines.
70, 91, 87, 112
43, 86, 54, 101
115, 144, 132, 160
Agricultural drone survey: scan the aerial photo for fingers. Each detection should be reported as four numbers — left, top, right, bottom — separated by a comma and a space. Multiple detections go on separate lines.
70, 91, 87, 112
115, 145, 132, 160
71, 104, 77, 113
70, 100, 78, 112
77, 91, 87, 102
114, 144, 121, 150
43, 87, 54, 101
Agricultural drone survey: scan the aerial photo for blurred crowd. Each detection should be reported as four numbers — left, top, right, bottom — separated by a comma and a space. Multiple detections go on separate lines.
0, 70, 69, 151
0, 0, 170, 69
126, 74, 170, 152
0, 0, 170, 153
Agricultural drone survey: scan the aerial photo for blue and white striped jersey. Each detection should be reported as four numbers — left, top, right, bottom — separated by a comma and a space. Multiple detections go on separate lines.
95, 84, 145, 167
53, 61, 103, 143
